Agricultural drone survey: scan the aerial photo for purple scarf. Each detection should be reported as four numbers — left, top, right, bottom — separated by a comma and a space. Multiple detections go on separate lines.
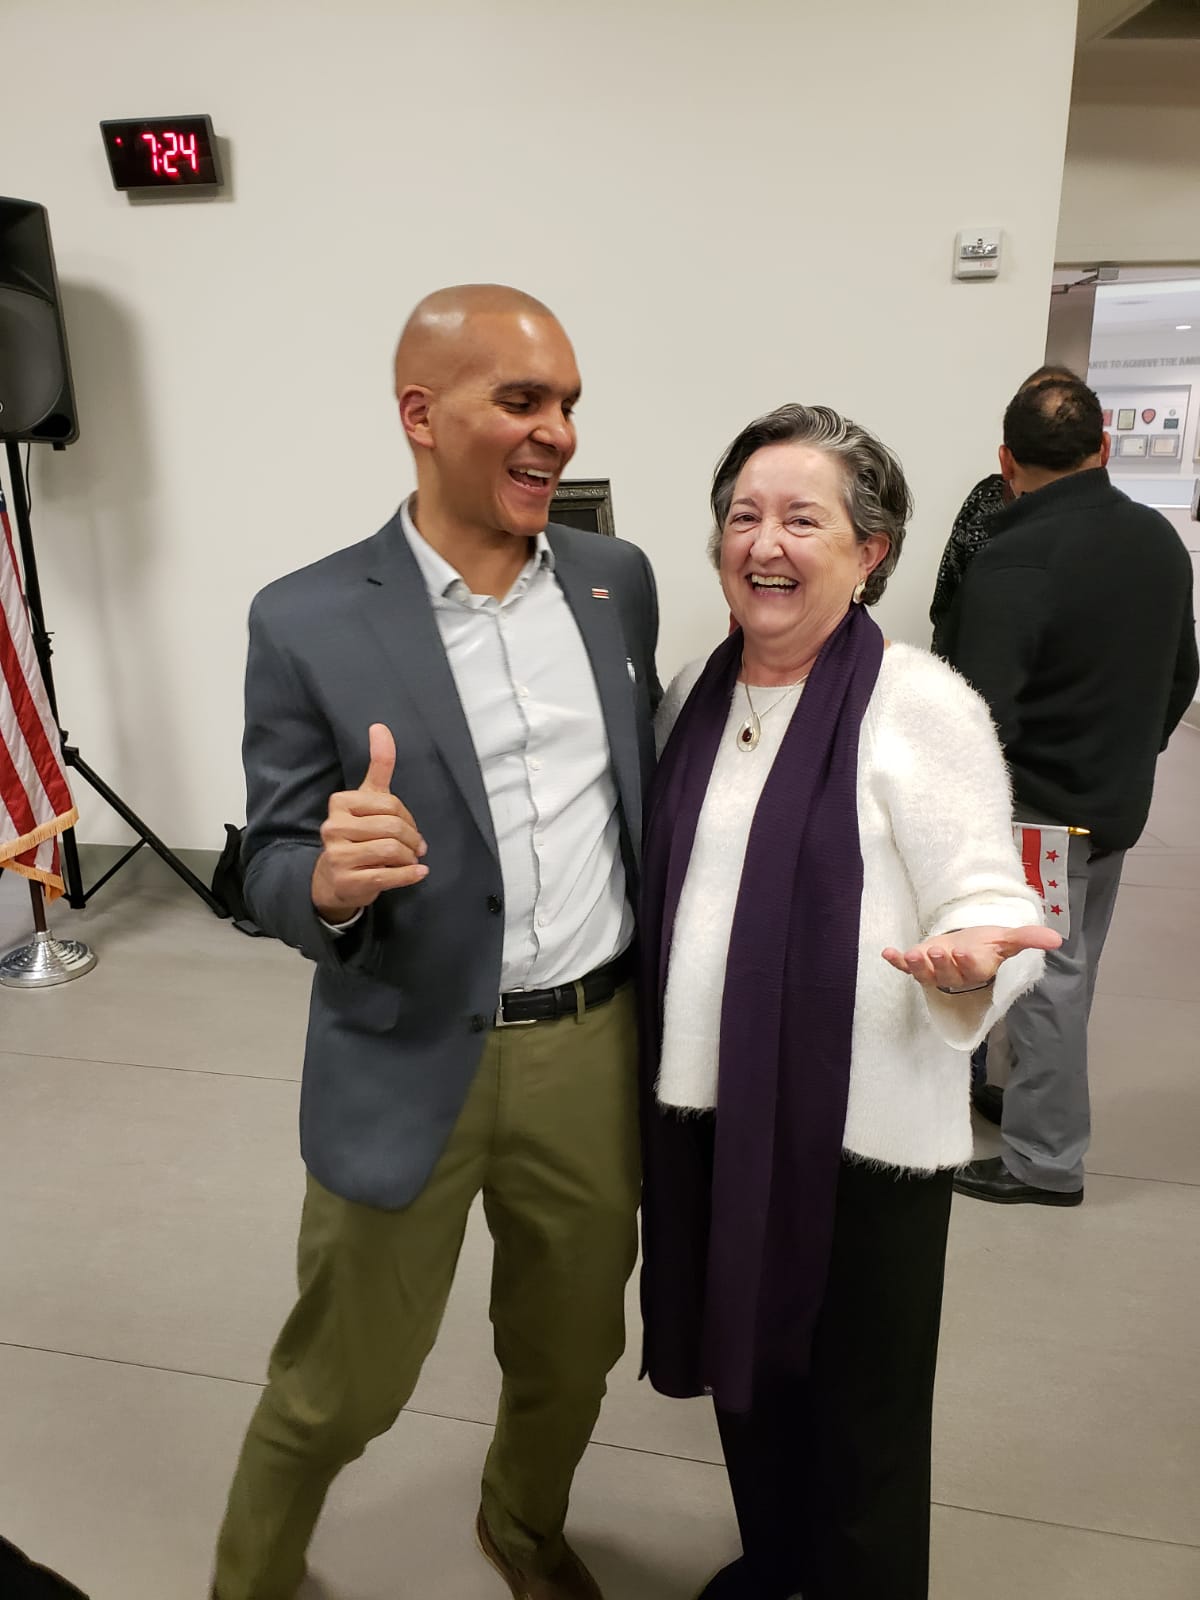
638, 604, 884, 1414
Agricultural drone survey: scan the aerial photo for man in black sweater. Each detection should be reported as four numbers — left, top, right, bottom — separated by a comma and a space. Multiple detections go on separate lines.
942, 375, 1198, 1206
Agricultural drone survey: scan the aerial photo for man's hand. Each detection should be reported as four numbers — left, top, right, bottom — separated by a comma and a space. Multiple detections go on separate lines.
881, 924, 1061, 993
311, 724, 428, 923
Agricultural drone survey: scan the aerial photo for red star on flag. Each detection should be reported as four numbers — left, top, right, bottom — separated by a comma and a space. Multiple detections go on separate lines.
1047, 879, 1058, 888
1045, 850, 1059, 861
1050, 904, 1063, 916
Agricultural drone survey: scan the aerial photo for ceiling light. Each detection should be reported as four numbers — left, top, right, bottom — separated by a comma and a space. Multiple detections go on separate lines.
1177, 323, 1193, 331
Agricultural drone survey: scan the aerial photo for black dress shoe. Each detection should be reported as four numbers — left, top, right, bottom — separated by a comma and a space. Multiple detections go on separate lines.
0, 1536, 89, 1597
695, 1561, 749, 1599
971, 1082, 1004, 1126
696, 1558, 800, 1599
954, 1156, 1082, 1207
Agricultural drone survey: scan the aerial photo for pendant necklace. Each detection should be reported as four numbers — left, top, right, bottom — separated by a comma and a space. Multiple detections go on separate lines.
736, 674, 807, 752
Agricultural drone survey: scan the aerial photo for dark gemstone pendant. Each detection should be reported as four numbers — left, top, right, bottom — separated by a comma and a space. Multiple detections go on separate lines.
736, 715, 761, 751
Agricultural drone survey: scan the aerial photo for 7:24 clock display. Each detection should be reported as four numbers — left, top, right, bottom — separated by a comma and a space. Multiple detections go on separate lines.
100, 116, 222, 191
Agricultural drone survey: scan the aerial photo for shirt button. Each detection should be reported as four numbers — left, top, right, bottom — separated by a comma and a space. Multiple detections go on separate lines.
517, 684, 529, 699
529, 757, 542, 772
487, 894, 503, 915
469, 1013, 489, 1033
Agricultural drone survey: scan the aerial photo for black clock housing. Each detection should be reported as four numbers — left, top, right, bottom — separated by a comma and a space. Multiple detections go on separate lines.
100, 116, 222, 191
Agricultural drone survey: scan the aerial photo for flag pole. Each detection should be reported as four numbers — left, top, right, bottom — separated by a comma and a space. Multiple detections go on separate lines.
29, 876, 48, 933
3, 442, 225, 916
0, 878, 97, 988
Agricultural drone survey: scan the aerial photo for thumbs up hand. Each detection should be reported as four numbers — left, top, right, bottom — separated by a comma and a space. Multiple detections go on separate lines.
311, 723, 428, 923
361, 722, 398, 796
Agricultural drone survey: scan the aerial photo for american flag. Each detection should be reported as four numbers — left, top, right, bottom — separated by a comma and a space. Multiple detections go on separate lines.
1013, 823, 1071, 939
1, 478, 77, 900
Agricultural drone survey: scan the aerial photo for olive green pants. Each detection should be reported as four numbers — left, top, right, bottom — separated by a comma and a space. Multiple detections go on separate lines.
213, 986, 640, 1600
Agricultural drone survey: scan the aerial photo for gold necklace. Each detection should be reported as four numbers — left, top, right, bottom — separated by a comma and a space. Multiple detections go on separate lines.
735, 675, 807, 752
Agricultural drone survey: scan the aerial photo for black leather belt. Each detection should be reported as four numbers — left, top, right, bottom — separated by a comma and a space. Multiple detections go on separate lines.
495, 948, 634, 1027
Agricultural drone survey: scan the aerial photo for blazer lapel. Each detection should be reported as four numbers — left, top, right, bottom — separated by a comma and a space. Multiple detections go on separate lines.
359, 517, 498, 864
549, 533, 644, 863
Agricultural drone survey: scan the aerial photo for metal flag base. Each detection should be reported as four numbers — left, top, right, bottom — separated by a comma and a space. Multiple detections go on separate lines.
0, 928, 97, 988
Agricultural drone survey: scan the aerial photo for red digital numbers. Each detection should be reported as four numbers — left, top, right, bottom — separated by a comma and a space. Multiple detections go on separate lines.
140, 129, 200, 179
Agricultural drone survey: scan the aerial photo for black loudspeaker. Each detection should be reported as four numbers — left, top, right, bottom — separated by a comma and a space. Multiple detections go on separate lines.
0, 197, 78, 445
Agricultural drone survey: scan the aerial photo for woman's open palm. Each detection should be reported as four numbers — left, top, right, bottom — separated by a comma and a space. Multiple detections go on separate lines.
881, 924, 1062, 993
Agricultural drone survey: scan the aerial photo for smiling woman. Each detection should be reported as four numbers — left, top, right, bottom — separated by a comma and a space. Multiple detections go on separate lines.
708, 404, 909, 596
638, 401, 1057, 1600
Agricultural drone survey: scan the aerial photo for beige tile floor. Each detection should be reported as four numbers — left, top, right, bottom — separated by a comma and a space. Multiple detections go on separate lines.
1, 728, 1197, 1600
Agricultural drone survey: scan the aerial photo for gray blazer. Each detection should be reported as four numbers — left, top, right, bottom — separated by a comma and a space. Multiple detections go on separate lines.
242, 510, 662, 1208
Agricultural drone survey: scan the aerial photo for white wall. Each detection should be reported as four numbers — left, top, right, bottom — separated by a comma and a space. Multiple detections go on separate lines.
5, 0, 1079, 847
1058, 42, 1200, 265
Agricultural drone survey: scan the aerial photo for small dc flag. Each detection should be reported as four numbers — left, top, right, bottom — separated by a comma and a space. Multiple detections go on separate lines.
591, 587, 610, 600
1013, 823, 1071, 938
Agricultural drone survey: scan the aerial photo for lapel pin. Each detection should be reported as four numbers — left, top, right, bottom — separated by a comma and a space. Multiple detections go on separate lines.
591, 587, 610, 600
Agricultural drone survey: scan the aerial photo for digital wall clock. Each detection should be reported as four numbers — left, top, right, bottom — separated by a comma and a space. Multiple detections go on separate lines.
100, 116, 222, 191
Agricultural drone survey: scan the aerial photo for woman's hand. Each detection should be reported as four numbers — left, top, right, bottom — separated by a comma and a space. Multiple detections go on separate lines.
881, 925, 1062, 993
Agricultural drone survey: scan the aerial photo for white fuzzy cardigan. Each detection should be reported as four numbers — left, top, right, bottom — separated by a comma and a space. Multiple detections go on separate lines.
655, 642, 1045, 1173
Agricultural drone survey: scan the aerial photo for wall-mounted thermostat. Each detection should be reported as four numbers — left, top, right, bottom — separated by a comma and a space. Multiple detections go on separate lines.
954, 229, 1002, 280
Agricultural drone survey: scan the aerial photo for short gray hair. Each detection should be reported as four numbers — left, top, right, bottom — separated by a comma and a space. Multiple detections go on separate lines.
708, 403, 912, 605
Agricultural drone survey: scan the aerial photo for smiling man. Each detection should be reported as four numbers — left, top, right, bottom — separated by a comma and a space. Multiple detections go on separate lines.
212, 285, 661, 1600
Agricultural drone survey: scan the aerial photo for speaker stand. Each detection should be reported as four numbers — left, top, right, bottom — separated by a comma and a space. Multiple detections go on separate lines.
4, 440, 226, 916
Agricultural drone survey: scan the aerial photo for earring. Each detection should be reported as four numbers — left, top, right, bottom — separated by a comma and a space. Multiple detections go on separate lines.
852, 580, 867, 604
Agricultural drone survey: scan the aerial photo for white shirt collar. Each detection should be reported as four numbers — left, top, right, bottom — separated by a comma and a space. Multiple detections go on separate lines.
400, 497, 554, 602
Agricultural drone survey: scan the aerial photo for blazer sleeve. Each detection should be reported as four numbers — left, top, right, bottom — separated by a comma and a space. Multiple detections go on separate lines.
876, 652, 1046, 1051
638, 548, 664, 713
240, 593, 382, 974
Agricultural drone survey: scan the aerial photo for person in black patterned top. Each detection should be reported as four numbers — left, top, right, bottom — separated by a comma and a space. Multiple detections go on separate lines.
929, 366, 1078, 658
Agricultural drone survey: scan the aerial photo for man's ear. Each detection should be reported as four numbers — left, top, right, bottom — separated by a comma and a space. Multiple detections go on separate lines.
398, 385, 434, 451
1100, 431, 1111, 467
998, 444, 1017, 484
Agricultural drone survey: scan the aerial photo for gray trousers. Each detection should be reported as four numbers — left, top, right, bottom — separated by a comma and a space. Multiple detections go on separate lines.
997, 830, 1125, 1192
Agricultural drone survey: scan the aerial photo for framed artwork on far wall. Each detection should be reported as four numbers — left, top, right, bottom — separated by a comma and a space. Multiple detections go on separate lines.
1150, 435, 1180, 459
1116, 433, 1149, 458
550, 479, 616, 537
1116, 408, 1137, 431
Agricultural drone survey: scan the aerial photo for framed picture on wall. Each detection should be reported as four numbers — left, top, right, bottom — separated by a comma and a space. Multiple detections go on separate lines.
1150, 435, 1180, 459
1101, 409, 1113, 426
1116, 433, 1148, 458
550, 479, 616, 537
1116, 408, 1137, 431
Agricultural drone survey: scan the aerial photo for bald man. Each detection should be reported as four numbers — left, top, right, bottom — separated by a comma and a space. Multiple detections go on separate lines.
212, 286, 662, 1600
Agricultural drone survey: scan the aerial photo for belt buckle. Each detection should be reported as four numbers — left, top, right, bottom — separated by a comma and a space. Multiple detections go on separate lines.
494, 1001, 537, 1029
